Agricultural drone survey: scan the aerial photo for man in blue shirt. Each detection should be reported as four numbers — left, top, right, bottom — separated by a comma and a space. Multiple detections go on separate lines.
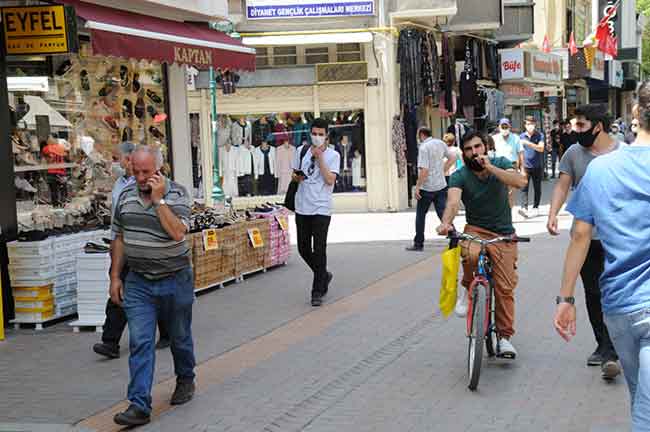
519, 116, 545, 218
554, 81, 650, 431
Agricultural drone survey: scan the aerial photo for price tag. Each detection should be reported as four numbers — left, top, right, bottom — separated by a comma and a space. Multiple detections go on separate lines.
275, 215, 288, 231
247, 228, 264, 249
202, 229, 219, 251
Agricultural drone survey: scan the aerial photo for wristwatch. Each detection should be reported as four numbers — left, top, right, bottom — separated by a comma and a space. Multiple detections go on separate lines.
154, 198, 166, 209
556, 296, 575, 305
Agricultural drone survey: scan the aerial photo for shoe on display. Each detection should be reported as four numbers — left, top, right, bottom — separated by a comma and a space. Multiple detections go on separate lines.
146, 89, 163, 105
149, 126, 164, 139
135, 93, 145, 119
98, 83, 114, 97
497, 338, 517, 359
132, 72, 141, 93
155, 338, 170, 350
454, 288, 468, 318
16, 151, 38, 166
587, 349, 604, 366
119, 65, 130, 87
113, 404, 150, 426
93, 342, 120, 359
122, 99, 133, 118
56, 59, 73, 76
601, 360, 621, 381
405, 245, 424, 252
122, 126, 133, 142
102, 116, 119, 131
147, 105, 158, 118
79, 70, 90, 92
170, 381, 195, 405
153, 113, 168, 124
15, 177, 37, 193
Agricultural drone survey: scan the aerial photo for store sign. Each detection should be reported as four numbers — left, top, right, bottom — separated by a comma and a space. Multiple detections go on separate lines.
591, 50, 606, 81
500, 50, 525, 80
529, 52, 562, 83
500, 83, 534, 98
275, 215, 289, 231
246, 0, 375, 19
202, 229, 219, 251
174, 47, 213, 66
247, 228, 264, 249
1, 5, 72, 55
609, 60, 623, 88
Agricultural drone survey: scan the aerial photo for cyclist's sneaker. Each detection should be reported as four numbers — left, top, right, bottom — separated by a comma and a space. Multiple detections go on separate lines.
587, 349, 603, 366
601, 360, 621, 381
455, 288, 468, 317
530, 208, 539, 218
498, 338, 517, 359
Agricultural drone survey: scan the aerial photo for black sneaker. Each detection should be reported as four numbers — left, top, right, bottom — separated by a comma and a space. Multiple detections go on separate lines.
405, 245, 424, 252
311, 296, 323, 307
587, 349, 604, 366
114, 404, 150, 426
93, 342, 120, 359
170, 381, 195, 405
156, 338, 170, 350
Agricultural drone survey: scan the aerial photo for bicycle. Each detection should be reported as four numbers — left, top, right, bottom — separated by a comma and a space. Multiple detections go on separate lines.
447, 231, 530, 391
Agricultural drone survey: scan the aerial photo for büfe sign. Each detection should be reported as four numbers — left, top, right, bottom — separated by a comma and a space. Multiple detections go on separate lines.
500, 50, 525, 80
2, 5, 70, 55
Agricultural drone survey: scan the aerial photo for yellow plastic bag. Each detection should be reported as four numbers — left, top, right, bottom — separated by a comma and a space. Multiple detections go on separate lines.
439, 246, 461, 317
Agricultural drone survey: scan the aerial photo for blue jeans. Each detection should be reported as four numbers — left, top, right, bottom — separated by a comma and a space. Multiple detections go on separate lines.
604, 307, 650, 431
123, 267, 196, 414
414, 188, 447, 248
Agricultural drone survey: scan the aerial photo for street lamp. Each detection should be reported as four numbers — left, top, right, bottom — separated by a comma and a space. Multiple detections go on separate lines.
209, 66, 224, 202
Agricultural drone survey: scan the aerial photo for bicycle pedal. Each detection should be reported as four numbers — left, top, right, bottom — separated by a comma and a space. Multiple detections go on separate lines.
497, 352, 516, 360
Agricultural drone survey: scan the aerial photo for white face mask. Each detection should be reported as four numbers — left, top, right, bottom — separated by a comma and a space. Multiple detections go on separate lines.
311, 134, 326, 148
500, 129, 510, 137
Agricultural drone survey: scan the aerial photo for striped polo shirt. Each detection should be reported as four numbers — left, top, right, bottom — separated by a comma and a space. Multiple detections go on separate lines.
112, 179, 192, 280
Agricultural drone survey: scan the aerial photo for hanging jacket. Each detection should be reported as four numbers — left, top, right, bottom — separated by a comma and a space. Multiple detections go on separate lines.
230, 120, 251, 147
398, 29, 424, 110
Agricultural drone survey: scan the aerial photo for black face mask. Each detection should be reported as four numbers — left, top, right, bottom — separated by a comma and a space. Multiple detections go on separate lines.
576, 126, 599, 148
464, 155, 484, 172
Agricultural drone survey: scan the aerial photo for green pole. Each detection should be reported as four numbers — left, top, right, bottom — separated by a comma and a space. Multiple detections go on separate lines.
210, 66, 224, 202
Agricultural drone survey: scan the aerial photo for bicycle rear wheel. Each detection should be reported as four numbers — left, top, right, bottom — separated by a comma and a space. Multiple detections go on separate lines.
468, 284, 487, 391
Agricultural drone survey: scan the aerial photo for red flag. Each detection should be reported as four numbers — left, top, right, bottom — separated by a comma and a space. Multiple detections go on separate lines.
569, 31, 578, 56
596, 0, 618, 52
605, 35, 618, 58
542, 35, 551, 53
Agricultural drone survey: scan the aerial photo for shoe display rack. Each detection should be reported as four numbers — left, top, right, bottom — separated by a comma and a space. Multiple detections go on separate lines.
69, 252, 111, 333
8, 230, 109, 330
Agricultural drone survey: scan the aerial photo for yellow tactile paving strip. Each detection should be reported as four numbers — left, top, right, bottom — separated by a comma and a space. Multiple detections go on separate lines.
77, 255, 437, 431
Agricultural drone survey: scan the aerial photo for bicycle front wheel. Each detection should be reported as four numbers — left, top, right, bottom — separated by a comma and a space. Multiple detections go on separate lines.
468, 284, 487, 391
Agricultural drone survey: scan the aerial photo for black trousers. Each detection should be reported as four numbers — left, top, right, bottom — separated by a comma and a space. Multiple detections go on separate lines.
521, 166, 542, 209
102, 267, 169, 346
295, 214, 331, 297
580, 240, 617, 361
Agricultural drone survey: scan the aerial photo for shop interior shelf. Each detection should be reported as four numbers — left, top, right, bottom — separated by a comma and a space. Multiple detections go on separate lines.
14, 163, 79, 173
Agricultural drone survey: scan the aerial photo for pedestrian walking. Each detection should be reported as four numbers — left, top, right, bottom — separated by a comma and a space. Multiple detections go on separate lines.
292, 118, 340, 307
519, 116, 545, 218
406, 127, 457, 252
93, 142, 170, 360
547, 104, 622, 381
560, 119, 578, 155
443, 132, 462, 185
554, 82, 650, 431
626, 118, 639, 144
549, 120, 562, 178
491, 118, 524, 170
110, 145, 196, 426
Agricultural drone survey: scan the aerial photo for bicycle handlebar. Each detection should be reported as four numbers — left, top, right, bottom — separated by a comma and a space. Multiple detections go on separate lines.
447, 231, 530, 245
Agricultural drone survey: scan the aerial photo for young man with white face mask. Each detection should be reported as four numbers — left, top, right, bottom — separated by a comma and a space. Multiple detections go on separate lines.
292, 118, 341, 307
492, 118, 524, 170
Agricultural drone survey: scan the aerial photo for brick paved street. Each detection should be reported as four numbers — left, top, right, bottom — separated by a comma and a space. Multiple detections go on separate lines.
0, 182, 632, 431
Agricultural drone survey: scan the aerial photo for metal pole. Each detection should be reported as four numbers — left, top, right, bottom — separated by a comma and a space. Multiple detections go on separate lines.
209, 67, 224, 202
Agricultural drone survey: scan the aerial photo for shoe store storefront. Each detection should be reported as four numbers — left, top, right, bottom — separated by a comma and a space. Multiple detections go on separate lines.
0, 1, 255, 329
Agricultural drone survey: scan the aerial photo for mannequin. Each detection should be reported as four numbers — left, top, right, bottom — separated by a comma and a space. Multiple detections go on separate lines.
219, 141, 239, 198
253, 115, 274, 147
217, 115, 232, 147
255, 140, 277, 195
236, 141, 256, 196
352, 150, 363, 191
338, 135, 353, 192
230, 116, 251, 147
275, 139, 295, 195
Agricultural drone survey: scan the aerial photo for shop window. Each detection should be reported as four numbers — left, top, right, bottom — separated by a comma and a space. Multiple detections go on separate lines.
9, 42, 169, 235
336, 43, 362, 62
256, 47, 270, 68
321, 110, 366, 193
305, 47, 330, 65
272, 46, 297, 66
189, 113, 202, 198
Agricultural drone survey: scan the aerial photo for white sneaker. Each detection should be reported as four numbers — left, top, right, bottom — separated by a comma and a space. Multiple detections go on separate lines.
455, 288, 468, 317
498, 338, 517, 359
517, 208, 529, 219
530, 208, 539, 218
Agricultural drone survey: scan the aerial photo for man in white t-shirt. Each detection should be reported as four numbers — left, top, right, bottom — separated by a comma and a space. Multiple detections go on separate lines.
492, 118, 524, 170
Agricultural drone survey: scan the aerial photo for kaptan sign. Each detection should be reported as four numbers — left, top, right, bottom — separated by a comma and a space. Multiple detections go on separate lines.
246, 0, 375, 19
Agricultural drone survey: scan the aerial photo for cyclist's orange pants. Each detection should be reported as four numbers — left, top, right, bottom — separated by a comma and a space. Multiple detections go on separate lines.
460, 224, 519, 338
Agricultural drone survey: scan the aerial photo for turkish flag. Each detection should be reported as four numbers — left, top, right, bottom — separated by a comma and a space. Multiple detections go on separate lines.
595, 23, 610, 50
542, 35, 551, 53
569, 32, 578, 56
605, 35, 618, 58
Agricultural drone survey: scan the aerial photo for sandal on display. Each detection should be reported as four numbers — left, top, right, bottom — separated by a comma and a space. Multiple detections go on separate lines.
148, 126, 164, 139
120, 65, 130, 87
132, 73, 141, 93
122, 99, 133, 118
80, 70, 90, 91
135, 93, 145, 119
146, 89, 163, 105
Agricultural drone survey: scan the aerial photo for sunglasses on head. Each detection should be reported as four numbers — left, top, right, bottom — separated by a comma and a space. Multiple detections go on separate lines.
500, 125, 510, 129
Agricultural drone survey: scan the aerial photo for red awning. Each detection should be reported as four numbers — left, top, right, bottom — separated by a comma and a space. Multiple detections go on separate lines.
60, 0, 255, 71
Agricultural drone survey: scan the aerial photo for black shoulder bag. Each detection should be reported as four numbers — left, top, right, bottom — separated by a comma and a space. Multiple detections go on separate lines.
284, 145, 310, 211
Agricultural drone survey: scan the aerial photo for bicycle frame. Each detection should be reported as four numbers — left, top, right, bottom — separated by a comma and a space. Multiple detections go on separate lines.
465, 244, 493, 340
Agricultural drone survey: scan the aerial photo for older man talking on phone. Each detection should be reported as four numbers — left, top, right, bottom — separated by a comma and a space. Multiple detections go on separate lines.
110, 145, 196, 427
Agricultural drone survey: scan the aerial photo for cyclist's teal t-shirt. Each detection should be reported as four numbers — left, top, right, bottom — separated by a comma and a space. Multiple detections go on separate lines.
566, 146, 650, 315
448, 156, 514, 235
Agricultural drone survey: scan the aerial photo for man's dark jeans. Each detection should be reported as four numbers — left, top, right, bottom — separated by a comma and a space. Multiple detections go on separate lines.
581, 240, 617, 361
413, 188, 447, 248
295, 214, 331, 297
521, 166, 543, 209
102, 265, 169, 347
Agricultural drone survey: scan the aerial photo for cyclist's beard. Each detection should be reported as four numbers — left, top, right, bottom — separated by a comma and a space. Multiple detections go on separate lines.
464, 155, 484, 172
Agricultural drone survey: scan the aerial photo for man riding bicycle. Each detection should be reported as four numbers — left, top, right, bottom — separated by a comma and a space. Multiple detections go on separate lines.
437, 132, 527, 358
